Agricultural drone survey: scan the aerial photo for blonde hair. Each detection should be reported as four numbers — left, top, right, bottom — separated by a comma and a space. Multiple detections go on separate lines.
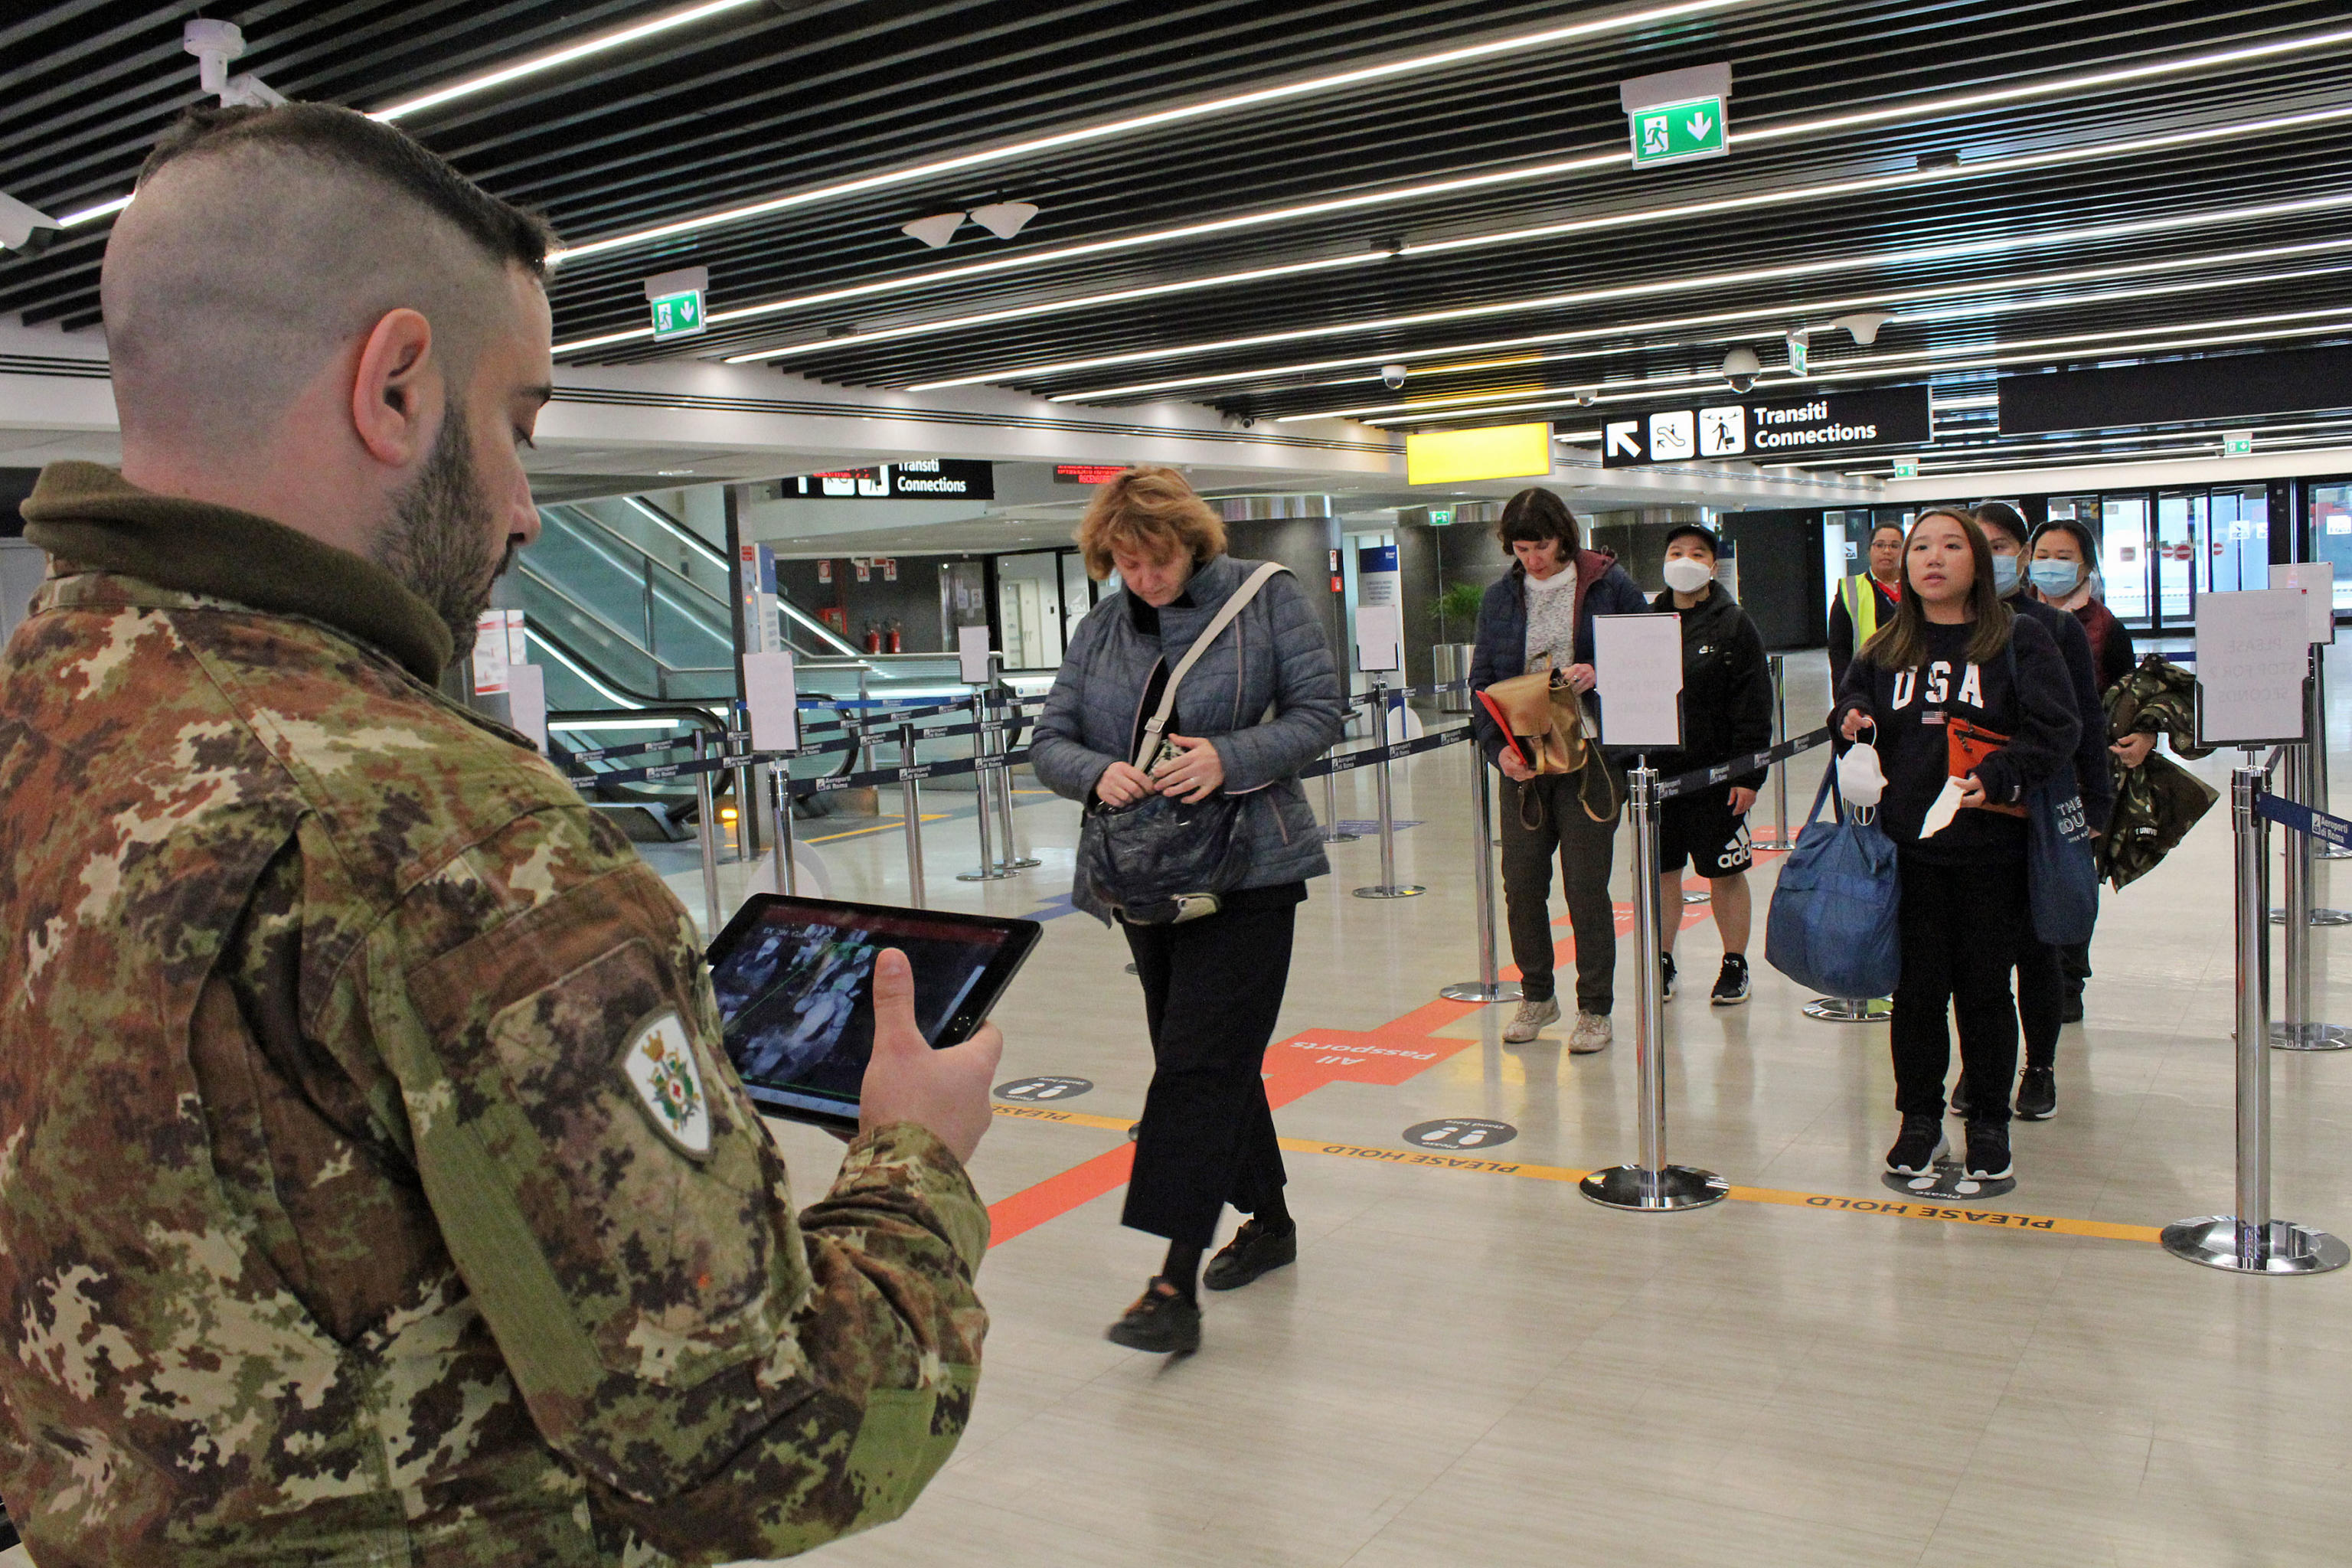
1075, 466, 1227, 580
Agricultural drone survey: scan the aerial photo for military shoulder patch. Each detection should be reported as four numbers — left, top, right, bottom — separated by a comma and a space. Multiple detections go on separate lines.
622, 1010, 712, 1158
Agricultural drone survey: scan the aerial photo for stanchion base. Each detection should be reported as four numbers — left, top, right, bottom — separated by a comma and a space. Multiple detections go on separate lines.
2161, 1216, 2351, 1275
1354, 884, 1427, 899
1579, 1164, 1730, 1212
2269, 1021, 2352, 1051
2270, 907, 2352, 926
956, 867, 1019, 883
1805, 997, 1893, 1022
1440, 980, 1524, 1002
1681, 890, 1710, 905
1322, 828, 1361, 844
991, 857, 1043, 871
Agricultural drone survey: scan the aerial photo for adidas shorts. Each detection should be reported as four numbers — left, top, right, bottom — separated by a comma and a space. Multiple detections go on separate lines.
1658, 782, 1754, 879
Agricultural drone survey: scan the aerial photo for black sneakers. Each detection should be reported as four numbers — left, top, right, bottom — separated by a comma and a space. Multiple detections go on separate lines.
1884, 1114, 1948, 1176
2014, 1067, 2057, 1122
1106, 1279, 1200, 1354
1710, 954, 1752, 1007
1661, 952, 1677, 1002
1965, 1120, 2014, 1181
1204, 1218, 1297, 1292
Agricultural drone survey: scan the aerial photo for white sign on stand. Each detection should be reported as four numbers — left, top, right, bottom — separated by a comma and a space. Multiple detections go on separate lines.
1592, 613, 1684, 750
742, 649, 799, 753
505, 663, 547, 753
2269, 562, 2337, 645
1354, 604, 1403, 673
2197, 587, 2311, 746
958, 624, 994, 686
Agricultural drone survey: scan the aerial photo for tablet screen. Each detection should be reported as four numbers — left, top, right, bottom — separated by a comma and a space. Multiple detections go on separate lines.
709, 899, 1016, 1123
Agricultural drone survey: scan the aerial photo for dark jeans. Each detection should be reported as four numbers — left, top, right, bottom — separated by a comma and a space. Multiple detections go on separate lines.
1499, 771, 1620, 1012
1120, 901, 1295, 1247
1891, 853, 2029, 1124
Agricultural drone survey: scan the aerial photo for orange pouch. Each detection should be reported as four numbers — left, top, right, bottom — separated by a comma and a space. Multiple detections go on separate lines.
1947, 718, 2028, 818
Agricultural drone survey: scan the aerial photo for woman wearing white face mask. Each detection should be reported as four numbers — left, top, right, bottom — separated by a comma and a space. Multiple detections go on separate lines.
1647, 524, 1772, 1006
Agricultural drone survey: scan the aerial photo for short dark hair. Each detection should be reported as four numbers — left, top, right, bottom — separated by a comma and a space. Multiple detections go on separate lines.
1496, 488, 1580, 557
1972, 500, 2030, 547
140, 103, 557, 279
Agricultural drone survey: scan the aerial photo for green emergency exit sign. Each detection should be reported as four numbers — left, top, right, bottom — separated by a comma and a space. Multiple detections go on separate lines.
2224, 430, 2256, 456
1630, 96, 1727, 168
1428, 508, 1455, 526
1892, 457, 1920, 479
649, 289, 706, 341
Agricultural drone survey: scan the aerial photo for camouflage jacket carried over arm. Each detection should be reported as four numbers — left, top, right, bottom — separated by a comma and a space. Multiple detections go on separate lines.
0, 464, 987, 1566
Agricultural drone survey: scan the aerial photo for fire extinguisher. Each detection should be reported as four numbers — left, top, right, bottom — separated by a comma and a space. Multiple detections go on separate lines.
863, 622, 883, 653
887, 621, 903, 654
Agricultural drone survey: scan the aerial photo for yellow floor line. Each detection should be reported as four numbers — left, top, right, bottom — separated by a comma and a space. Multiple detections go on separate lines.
805, 812, 952, 843
988, 1104, 2163, 1244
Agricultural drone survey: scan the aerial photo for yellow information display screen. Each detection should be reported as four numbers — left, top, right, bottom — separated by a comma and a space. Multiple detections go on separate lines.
1404, 423, 1553, 486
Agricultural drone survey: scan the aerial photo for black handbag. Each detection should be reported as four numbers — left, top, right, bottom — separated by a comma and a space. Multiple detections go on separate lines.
1076, 562, 1288, 925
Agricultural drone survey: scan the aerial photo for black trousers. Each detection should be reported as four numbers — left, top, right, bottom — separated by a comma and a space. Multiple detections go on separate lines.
1120, 900, 1295, 1247
1890, 853, 2029, 1124
1499, 772, 1620, 1011
2018, 922, 2096, 1071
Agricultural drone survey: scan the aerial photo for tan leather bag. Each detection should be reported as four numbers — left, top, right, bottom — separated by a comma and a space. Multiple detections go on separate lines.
1476, 658, 1619, 824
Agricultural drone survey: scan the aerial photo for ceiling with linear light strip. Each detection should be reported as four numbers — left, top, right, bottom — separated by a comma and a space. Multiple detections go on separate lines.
5, 0, 2352, 481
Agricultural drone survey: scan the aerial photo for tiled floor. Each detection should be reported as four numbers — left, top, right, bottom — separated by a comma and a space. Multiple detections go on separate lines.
639, 649, 2352, 1565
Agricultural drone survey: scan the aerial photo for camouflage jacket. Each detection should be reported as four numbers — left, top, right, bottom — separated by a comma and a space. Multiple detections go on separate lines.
0, 463, 988, 1566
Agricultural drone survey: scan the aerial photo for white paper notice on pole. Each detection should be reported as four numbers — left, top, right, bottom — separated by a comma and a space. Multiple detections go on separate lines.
1592, 612, 1684, 749
743, 648, 799, 753
505, 663, 547, 753
1354, 604, 1403, 672
958, 623, 993, 685
2196, 587, 2308, 746
2269, 561, 2337, 645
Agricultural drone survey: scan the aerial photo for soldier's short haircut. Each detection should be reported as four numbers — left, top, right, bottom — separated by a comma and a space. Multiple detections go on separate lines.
103, 103, 557, 452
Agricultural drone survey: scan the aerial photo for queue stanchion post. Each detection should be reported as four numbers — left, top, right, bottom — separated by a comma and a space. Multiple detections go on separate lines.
1353, 677, 1424, 900
1582, 757, 1728, 1213
854, 669, 874, 776
2272, 655, 2351, 1047
897, 723, 929, 909
1441, 727, 1521, 1003
958, 688, 1014, 883
2316, 645, 2352, 860
729, 720, 755, 861
768, 762, 798, 897
1321, 753, 1359, 842
691, 732, 724, 936
989, 688, 1040, 871
2275, 645, 2351, 923
1753, 653, 1795, 851
2164, 757, 2349, 1274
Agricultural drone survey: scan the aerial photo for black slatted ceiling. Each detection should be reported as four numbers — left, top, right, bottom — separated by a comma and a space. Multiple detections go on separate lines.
2, 0, 2350, 446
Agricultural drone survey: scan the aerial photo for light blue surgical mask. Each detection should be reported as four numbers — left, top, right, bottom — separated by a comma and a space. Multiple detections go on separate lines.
2029, 560, 2082, 596
1990, 554, 2021, 595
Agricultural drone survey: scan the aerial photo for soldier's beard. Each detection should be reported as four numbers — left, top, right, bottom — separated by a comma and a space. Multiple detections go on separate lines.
374, 400, 512, 664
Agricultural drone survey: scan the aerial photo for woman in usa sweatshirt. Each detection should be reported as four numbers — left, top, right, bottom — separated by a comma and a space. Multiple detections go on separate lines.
1831, 508, 2078, 1188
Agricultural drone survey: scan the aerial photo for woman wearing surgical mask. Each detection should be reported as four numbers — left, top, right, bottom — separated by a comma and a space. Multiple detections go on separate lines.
1834, 509, 2079, 1185
1647, 524, 1772, 1005
2028, 519, 2135, 692
1972, 503, 2116, 1122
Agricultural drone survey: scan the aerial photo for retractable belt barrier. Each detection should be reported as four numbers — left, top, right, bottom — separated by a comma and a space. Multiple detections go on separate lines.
562, 697, 1046, 763
2255, 792, 2352, 848
1651, 727, 1832, 801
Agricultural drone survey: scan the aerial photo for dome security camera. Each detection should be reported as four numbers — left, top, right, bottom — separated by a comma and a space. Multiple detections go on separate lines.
1380, 364, 1410, 390
1573, 387, 1599, 407
1721, 345, 1762, 394
1833, 312, 1892, 347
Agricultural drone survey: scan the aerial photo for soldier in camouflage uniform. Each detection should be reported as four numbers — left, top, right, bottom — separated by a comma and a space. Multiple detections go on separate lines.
0, 104, 1000, 1565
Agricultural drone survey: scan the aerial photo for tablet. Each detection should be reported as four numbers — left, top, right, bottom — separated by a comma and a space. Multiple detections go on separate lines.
705, 893, 1040, 1132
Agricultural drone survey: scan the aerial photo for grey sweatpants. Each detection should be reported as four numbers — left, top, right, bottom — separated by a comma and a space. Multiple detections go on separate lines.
1499, 770, 1622, 1014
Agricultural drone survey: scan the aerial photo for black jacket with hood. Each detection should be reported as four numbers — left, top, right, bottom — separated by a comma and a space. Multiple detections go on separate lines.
1647, 583, 1772, 791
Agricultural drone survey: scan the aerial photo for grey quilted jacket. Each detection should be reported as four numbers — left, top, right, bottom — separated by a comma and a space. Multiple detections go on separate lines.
1031, 554, 1348, 921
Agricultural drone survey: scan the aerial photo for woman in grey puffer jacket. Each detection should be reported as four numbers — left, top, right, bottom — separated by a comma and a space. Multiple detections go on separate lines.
1031, 467, 1345, 1356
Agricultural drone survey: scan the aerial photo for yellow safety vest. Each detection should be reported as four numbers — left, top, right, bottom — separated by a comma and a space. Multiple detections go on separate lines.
1837, 572, 1893, 640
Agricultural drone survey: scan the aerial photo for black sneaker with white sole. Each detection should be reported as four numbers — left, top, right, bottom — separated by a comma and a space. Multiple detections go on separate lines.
1964, 1120, 2014, 1181
1710, 954, 1751, 1007
1884, 1114, 1948, 1177
2014, 1067, 2056, 1121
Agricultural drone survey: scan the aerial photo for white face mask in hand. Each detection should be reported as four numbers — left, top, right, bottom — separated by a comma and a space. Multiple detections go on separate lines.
1661, 557, 1713, 595
1838, 742, 1886, 808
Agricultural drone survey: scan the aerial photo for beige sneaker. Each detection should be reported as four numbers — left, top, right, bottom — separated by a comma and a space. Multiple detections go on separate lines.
1567, 1011, 1612, 1054
1501, 998, 1560, 1043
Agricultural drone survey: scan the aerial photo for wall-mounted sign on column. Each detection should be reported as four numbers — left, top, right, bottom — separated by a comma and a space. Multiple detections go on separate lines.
739, 543, 781, 654
1620, 63, 1731, 171
1354, 543, 1403, 672
643, 265, 710, 343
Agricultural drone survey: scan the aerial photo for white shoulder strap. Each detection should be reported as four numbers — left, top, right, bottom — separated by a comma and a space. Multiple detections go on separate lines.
1132, 560, 1289, 766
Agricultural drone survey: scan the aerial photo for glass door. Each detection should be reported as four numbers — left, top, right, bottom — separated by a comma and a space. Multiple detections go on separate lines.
2205, 485, 2269, 596
2311, 481, 2352, 612
2096, 494, 2153, 626
2151, 492, 2199, 630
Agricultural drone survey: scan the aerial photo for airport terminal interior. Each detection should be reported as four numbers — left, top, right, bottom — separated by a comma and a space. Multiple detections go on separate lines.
7, 1, 2352, 1563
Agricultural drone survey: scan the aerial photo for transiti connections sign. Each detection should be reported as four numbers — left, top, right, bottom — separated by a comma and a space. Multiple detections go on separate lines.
1599, 387, 1929, 468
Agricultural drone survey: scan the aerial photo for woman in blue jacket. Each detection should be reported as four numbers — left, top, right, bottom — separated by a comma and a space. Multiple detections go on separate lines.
1467, 488, 1648, 1054
1031, 467, 1345, 1356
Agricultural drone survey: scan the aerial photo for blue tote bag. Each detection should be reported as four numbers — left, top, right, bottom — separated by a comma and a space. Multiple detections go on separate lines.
1766, 761, 1901, 998
2004, 640, 2102, 946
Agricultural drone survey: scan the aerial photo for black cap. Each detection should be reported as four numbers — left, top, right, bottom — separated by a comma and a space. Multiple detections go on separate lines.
1663, 522, 1720, 557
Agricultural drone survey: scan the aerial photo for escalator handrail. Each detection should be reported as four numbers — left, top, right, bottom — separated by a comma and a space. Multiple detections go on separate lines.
514, 560, 732, 678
